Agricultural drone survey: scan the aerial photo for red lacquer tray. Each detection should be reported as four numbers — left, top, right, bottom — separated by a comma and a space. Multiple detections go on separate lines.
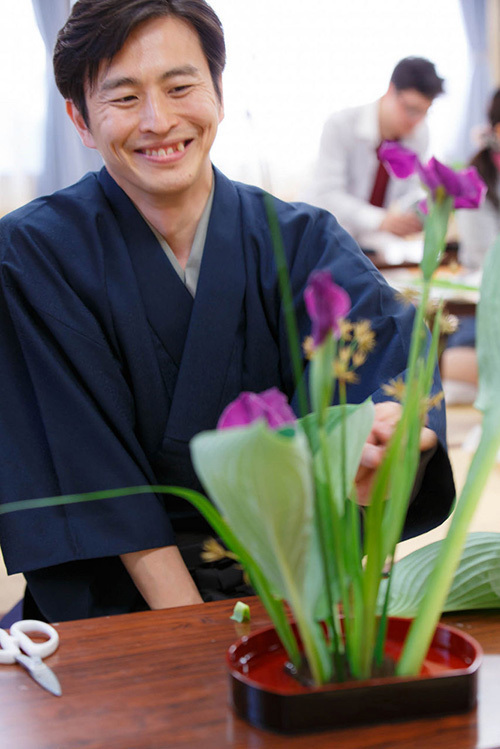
227, 617, 482, 733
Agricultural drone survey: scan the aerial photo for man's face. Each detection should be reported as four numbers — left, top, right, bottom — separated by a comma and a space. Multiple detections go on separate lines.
384, 84, 433, 139
68, 16, 224, 212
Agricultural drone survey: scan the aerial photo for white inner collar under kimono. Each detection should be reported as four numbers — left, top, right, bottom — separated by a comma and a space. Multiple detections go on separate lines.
142, 180, 215, 297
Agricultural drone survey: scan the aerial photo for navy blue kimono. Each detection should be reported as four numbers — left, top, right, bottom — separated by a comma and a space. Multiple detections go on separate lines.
0, 167, 454, 620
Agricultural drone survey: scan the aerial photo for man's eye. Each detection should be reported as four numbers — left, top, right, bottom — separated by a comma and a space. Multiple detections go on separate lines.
171, 85, 191, 95
112, 95, 137, 103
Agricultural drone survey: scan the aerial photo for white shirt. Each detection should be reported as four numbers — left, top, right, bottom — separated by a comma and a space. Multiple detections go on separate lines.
302, 99, 428, 242
455, 183, 500, 271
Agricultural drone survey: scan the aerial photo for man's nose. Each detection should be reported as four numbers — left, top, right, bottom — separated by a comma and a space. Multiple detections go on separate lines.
138, 92, 179, 133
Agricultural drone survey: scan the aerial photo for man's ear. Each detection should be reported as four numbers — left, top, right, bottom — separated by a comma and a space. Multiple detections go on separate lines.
66, 101, 96, 149
217, 77, 225, 125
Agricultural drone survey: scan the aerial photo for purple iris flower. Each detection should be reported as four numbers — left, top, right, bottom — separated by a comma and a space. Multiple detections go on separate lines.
379, 141, 486, 210
418, 158, 487, 209
217, 388, 296, 430
304, 270, 351, 346
378, 141, 418, 178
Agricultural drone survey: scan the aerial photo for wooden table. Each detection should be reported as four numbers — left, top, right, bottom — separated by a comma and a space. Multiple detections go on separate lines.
1, 599, 499, 748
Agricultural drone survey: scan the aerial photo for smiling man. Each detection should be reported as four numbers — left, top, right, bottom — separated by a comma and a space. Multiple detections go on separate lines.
0, 1, 454, 623
303, 57, 445, 247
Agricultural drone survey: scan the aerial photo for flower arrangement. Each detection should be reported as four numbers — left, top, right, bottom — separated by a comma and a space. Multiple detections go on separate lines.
1, 143, 499, 688
185, 143, 500, 685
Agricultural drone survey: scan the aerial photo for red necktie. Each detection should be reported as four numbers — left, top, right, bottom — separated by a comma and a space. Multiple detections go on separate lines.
369, 144, 390, 207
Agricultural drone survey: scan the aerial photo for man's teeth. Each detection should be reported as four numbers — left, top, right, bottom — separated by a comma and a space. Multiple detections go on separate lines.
144, 142, 186, 156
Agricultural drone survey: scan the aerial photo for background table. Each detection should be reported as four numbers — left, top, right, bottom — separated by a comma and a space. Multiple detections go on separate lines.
0, 599, 499, 748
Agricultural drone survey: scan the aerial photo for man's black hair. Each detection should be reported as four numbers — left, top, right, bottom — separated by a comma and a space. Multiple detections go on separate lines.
390, 57, 444, 100
54, 0, 225, 126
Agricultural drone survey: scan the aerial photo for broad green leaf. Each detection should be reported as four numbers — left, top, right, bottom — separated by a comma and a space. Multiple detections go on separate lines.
378, 532, 500, 617
320, 399, 375, 511
191, 420, 331, 683
191, 420, 321, 604
299, 400, 372, 454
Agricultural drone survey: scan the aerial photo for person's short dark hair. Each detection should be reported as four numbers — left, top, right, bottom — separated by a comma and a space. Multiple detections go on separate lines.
54, 0, 226, 127
390, 57, 444, 100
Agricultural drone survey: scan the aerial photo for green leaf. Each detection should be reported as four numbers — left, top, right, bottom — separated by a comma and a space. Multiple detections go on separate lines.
191, 420, 331, 683
321, 399, 374, 509
300, 400, 375, 509
379, 532, 500, 617
263, 191, 308, 419
191, 420, 317, 601
427, 278, 480, 293
408, 277, 480, 293
475, 234, 500, 412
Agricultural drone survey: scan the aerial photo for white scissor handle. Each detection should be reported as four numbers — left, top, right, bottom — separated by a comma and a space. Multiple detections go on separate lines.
9, 620, 59, 659
0, 628, 20, 664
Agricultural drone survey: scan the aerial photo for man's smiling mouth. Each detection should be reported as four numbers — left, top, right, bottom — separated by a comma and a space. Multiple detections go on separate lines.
139, 140, 192, 157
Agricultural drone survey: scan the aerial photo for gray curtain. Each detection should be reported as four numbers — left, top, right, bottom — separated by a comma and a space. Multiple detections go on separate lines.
32, 0, 102, 197
450, 0, 494, 164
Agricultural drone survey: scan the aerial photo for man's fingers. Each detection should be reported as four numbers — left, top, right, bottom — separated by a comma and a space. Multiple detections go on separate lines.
354, 403, 438, 508
359, 442, 385, 469
420, 426, 438, 452
370, 420, 396, 444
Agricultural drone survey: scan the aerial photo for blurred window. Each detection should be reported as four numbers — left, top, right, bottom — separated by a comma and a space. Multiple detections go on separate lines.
0, 0, 469, 210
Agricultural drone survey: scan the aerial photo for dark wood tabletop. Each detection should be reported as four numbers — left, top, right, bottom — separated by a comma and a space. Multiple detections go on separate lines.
0, 598, 499, 748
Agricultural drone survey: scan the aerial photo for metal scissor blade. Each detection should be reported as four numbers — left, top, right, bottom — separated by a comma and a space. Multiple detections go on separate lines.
15, 653, 62, 697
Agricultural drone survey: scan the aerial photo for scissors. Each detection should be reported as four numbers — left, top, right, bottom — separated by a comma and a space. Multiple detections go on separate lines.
0, 619, 62, 696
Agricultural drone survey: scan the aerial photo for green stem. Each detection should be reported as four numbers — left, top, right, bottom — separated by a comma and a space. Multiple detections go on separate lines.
314, 479, 344, 662
317, 429, 347, 679
374, 555, 394, 666
405, 280, 431, 388
337, 379, 356, 670
280, 561, 332, 684
339, 380, 348, 503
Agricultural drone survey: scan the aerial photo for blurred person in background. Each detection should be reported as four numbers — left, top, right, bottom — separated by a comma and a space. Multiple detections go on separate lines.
302, 57, 445, 250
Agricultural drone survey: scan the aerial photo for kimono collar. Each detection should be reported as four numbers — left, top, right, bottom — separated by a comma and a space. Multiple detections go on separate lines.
97, 166, 247, 440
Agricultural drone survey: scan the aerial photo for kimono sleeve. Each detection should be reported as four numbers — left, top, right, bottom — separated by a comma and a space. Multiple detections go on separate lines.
274, 201, 455, 537
0, 226, 176, 575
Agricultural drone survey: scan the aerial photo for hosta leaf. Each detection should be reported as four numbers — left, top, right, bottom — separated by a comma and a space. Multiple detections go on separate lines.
378, 532, 500, 617
190, 420, 321, 608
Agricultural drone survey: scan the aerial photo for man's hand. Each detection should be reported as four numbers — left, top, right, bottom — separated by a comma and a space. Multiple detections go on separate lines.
121, 546, 203, 610
355, 401, 437, 505
379, 211, 422, 237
